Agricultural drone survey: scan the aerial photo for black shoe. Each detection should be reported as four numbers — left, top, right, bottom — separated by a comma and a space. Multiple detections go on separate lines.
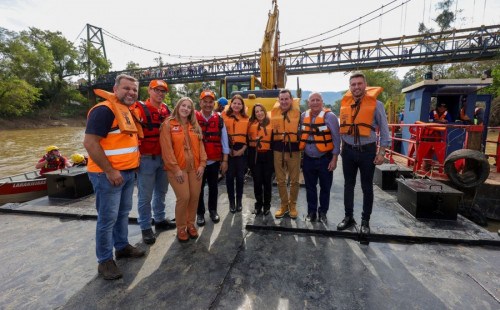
361, 220, 370, 234
209, 211, 220, 223
141, 228, 156, 245
229, 201, 236, 213
318, 212, 327, 223
337, 216, 356, 231
306, 212, 317, 222
155, 219, 176, 231
115, 244, 145, 260
236, 200, 242, 212
197, 214, 206, 226
263, 209, 270, 216
98, 259, 122, 280
254, 209, 263, 215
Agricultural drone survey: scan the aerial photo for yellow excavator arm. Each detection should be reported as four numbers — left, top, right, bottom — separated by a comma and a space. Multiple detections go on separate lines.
260, 0, 281, 90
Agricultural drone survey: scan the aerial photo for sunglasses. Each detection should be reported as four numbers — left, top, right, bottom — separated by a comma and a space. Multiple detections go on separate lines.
152, 88, 167, 94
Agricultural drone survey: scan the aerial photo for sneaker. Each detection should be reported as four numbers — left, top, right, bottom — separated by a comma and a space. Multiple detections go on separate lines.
155, 219, 176, 231
318, 212, 328, 223
141, 228, 156, 245
98, 259, 122, 280
306, 212, 317, 222
360, 220, 370, 234
337, 216, 356, 231
197, 214, 206, 226
115, 244, 145, 260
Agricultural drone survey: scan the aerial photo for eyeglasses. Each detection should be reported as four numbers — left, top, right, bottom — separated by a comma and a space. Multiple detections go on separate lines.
152, 88, 167, 95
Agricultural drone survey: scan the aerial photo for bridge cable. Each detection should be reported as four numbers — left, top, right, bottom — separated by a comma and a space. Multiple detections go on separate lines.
73, 25, 86, 45
280, 0, 401, 48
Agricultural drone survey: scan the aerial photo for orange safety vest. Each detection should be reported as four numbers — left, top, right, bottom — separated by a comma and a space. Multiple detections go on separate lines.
222, 113, 249, 146
270, 106, 300, 143
86, 100, 140, 173
299, 108, 334, 152
133, 99, 170, 155
339, 87, 382, 139
459, 107, 470, 121
167, 118, 203, 170
433, 110, 448, 120
247, 120, 272, 151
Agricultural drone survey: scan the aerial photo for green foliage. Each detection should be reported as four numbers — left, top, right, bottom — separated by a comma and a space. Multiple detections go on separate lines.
363, 69, 402, 104
126, 61, 140, 70
0, 78, 41, 117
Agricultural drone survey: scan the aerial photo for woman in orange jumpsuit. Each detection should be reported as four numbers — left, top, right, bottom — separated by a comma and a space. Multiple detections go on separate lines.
160, 97, 207, 242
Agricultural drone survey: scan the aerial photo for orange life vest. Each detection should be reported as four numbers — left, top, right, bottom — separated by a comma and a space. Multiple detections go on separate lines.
222, 113, 249, 146
433, 110, 448, 120
270, 106, 300, 143
247, 120, 272, 151
86, 100, 140, 173
196, 111, 223, 161
134, 99, 170, 155
299, 108, 334, 152
167, 118, 203, 170
339, 87, 382, 140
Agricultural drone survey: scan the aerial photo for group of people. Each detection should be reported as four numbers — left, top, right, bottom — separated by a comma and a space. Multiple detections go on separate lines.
83, 72, 390, 280
36, 145, 87, 175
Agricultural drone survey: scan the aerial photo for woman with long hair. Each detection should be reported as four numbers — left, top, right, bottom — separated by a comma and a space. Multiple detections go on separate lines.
160, 97, 207, 242
247, 103, 274, 215
221, 94, 249, 213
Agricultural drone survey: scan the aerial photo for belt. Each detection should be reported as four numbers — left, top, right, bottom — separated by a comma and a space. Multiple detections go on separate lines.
342, 141, 377, 152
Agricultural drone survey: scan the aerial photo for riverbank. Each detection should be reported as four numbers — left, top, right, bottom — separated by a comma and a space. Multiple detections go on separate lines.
0, 116, 86, 130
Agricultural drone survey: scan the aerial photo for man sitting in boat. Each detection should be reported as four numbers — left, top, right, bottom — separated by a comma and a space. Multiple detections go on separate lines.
429, 102, 453, 124
35, 145, 71, 175
70, 153, 88, 167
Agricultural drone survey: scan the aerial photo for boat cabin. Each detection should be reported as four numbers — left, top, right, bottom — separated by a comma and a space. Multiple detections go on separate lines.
400, 77, 493, 155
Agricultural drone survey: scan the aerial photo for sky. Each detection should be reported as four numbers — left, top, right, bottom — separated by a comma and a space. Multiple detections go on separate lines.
1, 0, 498, 92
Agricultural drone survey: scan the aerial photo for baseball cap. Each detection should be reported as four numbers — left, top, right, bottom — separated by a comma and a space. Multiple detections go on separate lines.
200, 90, 215, 100
218, 97, 228, 107
149, 80, 169, 91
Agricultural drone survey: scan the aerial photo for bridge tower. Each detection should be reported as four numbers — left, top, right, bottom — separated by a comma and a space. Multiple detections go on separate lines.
85, 24, 107, 85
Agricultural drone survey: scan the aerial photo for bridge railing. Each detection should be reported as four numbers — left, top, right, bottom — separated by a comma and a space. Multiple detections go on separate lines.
89, 25, 500, 88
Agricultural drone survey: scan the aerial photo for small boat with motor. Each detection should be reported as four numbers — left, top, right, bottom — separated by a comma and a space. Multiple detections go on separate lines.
0, 170, 47, 204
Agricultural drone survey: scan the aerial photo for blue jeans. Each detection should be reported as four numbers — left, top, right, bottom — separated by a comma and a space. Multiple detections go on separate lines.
88, 170, 135, 263
341, 146, 376, 221
303, 153, 333, 215
137, 155, 169, 230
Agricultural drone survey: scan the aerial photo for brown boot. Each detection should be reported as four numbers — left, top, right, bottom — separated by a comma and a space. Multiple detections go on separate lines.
275, 204, 289, 219
289, 204, 298, 219
177, 227, 189, 242
98, 259, 122, 280
115, 244, 145, 260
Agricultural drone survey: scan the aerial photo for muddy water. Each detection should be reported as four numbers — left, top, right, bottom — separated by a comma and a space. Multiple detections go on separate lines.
0, 127, 86, 178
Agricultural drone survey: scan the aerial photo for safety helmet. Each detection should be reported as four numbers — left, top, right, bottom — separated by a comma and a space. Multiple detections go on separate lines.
218, 97, 228, 107
46, 145, 59, 153
71, 153, 85, 164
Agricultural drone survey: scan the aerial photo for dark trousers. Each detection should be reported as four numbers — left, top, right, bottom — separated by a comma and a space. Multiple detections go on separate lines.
197, 161, 220, 215
248, 148, 274, 210
226, 154, 247, 203
303, 153, 333, 215
341, 146, 376, 221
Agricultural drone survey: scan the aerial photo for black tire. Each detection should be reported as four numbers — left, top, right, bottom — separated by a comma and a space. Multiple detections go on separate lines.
444, 149, 490, 188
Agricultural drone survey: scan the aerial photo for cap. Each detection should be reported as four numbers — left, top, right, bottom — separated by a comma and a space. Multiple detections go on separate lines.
149, 80, 169, 91
218, 97, 228, 107
200, 90, 215, 100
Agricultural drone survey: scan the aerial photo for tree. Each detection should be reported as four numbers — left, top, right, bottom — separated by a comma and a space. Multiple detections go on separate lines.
126, 61, 140, 70
0, 78, 41, 117
418, 0, 458, 33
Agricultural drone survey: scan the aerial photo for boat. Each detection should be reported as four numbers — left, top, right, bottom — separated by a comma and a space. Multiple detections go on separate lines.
0, 170, 47, 204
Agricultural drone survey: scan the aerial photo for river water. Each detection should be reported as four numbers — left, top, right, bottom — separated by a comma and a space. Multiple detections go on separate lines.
0, 127, 86, 178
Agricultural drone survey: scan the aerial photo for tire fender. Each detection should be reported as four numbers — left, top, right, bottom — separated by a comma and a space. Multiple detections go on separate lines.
444, 149, 490, 188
